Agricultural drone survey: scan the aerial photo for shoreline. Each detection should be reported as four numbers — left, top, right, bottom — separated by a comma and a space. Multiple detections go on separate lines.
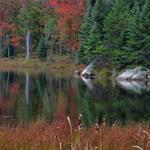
0, 57, 84, 74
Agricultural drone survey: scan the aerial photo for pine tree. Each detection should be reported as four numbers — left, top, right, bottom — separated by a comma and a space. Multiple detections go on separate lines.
127, 0, 150, 66
126, 0, 145, 9
79, 0, 94, 63
37, 37, 47, 60
103, 0, 131, 50
79, 0, 112, 63
85, 22, 102, 62
131, 0, 141, 15
92, 0, 112, 40
121, 1, 141, 66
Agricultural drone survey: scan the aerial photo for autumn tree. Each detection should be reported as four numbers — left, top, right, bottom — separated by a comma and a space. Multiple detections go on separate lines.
18, 0, 57, 60
0, 0, 20, 22
50, 0, 85, 55
0, 0, 21, 58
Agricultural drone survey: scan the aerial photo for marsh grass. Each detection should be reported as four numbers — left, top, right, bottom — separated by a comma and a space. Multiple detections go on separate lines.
0, 118, 149, 150
132, 129, 150, 150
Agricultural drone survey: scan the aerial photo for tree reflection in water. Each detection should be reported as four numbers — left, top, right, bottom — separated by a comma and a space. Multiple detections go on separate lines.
78, 77, 150, 126
0, 71, 149, 127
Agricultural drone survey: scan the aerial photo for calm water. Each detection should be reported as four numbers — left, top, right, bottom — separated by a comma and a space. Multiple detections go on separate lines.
0, 70, 149, 127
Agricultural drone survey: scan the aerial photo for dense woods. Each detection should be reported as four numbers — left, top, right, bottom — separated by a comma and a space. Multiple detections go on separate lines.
0, 0, 150, 67
79, 0, 149, 67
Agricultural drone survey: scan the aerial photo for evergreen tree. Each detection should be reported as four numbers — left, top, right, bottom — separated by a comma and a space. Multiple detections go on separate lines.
18, 1, 45, 53
103, 0, 131, 50
79, 0, 112, 63
127, 0, 150, 66
85, 22, 102, 61
131, 0, 141, 15
37, 37, 47, 61
88, 0, 113, 59
120, 0, 141, 66
79, 0, 94, 63
126, 0, 145, 9
92, 0, 112, 40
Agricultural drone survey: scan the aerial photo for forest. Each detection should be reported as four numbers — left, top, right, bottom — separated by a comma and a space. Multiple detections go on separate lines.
0, 0, 150, 67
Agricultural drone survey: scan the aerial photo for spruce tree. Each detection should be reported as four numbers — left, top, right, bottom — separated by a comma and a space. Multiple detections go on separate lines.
85, 0, 103, 62
103, 0, 130, 50
79, 0, 94, 63
126, 0, 145, 9
92, 0, 112, 40
120, 0, 141, 66
79, 0, 112, 63
85, 22, 102, 62
37, 37, 47, 60
127, 0, 150, 66
131, 0, 141, 15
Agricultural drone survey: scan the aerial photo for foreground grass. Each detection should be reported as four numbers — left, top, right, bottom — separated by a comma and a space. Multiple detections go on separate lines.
0, 118, 149, 150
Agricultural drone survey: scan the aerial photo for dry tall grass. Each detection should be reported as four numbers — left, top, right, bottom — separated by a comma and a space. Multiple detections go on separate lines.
0, 118, 149, 150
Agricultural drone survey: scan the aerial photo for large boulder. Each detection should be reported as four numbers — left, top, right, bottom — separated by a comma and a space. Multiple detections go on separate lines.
117, 68, 139, 80
117, 67, 148, 81
132, 71, 147, 80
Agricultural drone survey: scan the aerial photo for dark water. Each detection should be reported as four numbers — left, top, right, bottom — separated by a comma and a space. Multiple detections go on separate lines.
0, 70, 149, 127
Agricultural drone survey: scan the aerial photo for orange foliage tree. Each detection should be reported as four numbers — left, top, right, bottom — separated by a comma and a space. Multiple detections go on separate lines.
0, 21, 21, 48
49, 0, 85, 54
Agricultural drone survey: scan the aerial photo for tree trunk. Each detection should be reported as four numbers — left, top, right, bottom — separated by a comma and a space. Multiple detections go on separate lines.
6, 35, 10, 58
24, 0, 30, 60
59, 39, 62, 56
25, 73, 29, 105
26, 31, 30, 60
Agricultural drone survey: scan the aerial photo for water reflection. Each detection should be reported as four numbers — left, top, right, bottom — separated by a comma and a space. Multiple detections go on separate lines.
81, 77, 94, 90
117, 80, 150, 94
79, 77, 150, 126
0, 71, 149, 127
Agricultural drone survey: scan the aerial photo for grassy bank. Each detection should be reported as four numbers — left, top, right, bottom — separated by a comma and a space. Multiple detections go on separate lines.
0, 119, 149, 150
0, 56, 84, 75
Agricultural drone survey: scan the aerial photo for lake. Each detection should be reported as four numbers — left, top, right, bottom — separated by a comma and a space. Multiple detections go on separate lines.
0, 70, 149, 127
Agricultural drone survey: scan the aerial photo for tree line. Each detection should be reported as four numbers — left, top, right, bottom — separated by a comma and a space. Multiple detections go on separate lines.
0, 0, 150, 67
0, 0, 84, 60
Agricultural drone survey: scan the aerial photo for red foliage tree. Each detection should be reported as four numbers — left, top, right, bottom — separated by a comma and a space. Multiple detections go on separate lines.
0, 0, 21, 50
0, 20, 21, 48
49, 0, 85, 52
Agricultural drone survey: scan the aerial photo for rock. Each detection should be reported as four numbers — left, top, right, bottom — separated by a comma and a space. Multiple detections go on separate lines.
132, 71, 147, 80
117, 67, 148, 81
